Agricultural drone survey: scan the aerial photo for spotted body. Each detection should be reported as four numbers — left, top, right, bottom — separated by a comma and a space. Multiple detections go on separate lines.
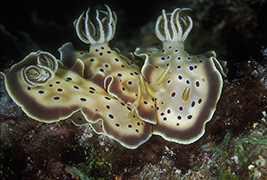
1, 6, 226, 149
136, 45, 224, 143
135, 8, 226, 143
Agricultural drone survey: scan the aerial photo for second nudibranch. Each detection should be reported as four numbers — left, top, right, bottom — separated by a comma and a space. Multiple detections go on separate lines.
135, 8, 226, 144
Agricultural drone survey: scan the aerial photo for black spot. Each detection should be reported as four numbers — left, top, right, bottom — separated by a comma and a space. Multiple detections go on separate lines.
129, 72, 134, 76
171, 92, 176, 97
163, 117, 167, 121
121, 64, 125, 68
117, 73, 122, 77
104, 64, 109, 68
194, 65, 198, 69
106, 105, 110, 109
80, 98, 87, 102
114, 58, 119, 62
186, 80, 190, 84
196, 81, 200, 87
168, 46, 172, 49
49, 84, 53, 87
115, 123, 120, 127
160, 57, 165, 61
198, 98, 202, 104
54, 97, 60, 100
178, 75, 183, 80
105, 97, 111, 100
134, 72, 139, 75
174, 49, 179, 53
179, 106, 183, 111
95, 49, 99, 52
90, 58, 95, 62
99, 68, 105, 73
121, 102, 125, 106
177, 65, 181, 69
162, 49, 166, 53
177, 57, 181, 61
127, 107, 132, 111
57, 88, 63, 92
101, 46, 104, 50
38, 90, 45, 94
137, 122, 140, 126
144, 101, 148, 105
191, 101, 196, 107
89, 87, 96, 91
73, 85, 79, 90
187, 115, 192, 119
107, 51, 112, 54
189, 66, 194, 71
108, 114, 114, 119
99, 52, 103, 56
167, 109, 171, 114
77, 117, 83, 121
128, 124, 132, 128
128, 81, 133, 85
122, 87, 126, 91
135, 129, 139, 133
160, 112, 164, 116
55, 81, 60, 84
89, 90, 95, 94
187, 57, 191, 61
27, 87, 31, 90
177, 116, 182, 120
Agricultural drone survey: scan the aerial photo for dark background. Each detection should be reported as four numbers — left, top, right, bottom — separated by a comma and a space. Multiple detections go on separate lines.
1, 0, 267, 79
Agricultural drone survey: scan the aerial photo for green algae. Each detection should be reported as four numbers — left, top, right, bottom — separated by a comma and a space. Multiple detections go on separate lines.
201, 132, 232, 157
219, 167, 239, 180
234, 137, 267, 167
65, 149, 113, 180
66, 166, 91, 180
200, 130, 267, 179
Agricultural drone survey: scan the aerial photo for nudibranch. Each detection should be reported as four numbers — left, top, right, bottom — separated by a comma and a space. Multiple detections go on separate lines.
1, 6, 226, 149
135, 8, 226, 144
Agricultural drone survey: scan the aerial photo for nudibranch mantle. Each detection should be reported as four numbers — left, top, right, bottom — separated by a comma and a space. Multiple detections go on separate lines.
1, 6, 226, 149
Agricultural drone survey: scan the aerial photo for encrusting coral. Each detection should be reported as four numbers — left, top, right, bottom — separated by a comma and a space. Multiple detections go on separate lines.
1, 5, 226, 149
